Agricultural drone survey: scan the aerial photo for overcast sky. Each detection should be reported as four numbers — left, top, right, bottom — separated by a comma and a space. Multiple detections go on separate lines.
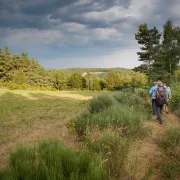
0, 0, 180, 69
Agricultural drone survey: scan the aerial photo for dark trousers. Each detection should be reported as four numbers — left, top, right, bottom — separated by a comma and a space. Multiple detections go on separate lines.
152, 99, 157, 114
156, 105, 163, 123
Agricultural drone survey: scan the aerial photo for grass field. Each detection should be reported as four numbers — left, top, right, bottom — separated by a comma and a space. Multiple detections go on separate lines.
0, 90, 103, 169
0, 89, 179, 179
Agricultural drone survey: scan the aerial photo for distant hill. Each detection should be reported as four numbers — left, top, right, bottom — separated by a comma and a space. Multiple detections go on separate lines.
61, 68, 132, 76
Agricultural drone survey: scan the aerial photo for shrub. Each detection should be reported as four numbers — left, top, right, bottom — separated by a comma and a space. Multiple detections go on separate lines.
0, 140, 107, 180
85, 131, 130, 179
74, 104, 147, 137
158, 127, 180, 160
171, 84, 180, 111
158, 127, 180, 180
1, 82, 57, 91
113, 91, 143, 106
89, 94, 115, 114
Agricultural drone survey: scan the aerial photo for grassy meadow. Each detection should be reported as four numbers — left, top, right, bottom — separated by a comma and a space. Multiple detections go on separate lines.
0, 89, 180, 180
0, 90, 103, 169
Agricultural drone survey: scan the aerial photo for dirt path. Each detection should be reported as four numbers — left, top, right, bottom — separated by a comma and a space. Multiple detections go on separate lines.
128, 113, 180, 180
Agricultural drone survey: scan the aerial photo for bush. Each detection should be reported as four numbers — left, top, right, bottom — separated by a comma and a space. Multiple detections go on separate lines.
158, 127, 180, 160
85, 131, 130, 179
158, 127, 180, 180
113, 91, 143, 106
74, 104, 148, 137
0, 140, 107, 180
1, 82, 57, 91
89, 94, 115, 114
171, 84, 180, 111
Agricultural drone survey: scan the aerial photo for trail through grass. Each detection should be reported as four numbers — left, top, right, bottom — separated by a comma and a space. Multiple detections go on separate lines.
129, 113, 180, 179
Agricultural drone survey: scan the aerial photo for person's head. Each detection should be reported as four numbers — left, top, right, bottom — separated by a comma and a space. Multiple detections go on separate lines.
153, 81, 157, 86
163, 82, 167, 87
158, 81, 163, 87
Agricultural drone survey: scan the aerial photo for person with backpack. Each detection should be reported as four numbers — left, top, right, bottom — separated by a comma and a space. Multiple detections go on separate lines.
163, 82, 172, 114
149, 81, 158, 115
155, 82, 168, 124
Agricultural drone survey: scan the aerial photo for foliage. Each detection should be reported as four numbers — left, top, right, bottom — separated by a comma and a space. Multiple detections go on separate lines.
106, 71, 148, 90
85, 131, 130, 179
73, 91, 151, 137
12, 70, 27, 85
1, 82, 56, 91
92, 78, 101, 91
171, 84, 180, 111
68, 73, 85, 90
0, 140, 107, 180
158, 127, 180, 180
89, 94, 115, 114
135, 20, 180, 83
51, 70, 67, 90
135, 24, 161, 69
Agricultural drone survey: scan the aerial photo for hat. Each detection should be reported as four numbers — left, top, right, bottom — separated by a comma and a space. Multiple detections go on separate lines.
158, 82, 163, 87
153, 81, 157, 84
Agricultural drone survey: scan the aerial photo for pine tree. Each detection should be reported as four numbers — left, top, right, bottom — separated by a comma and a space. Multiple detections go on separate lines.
135, 24, 161, 70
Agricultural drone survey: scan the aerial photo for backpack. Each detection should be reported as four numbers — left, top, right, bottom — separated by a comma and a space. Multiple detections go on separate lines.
156, 87, 167, 106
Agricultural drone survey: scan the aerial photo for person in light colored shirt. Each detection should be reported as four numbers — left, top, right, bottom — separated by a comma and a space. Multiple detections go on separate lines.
163, 82, 172, 114
149, 81, 158, 115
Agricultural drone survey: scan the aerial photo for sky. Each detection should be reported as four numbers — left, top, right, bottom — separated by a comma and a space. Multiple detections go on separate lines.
0, 0, 180, 69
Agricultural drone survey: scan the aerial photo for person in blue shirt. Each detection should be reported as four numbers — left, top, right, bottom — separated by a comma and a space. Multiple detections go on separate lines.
149, 81, 158, 115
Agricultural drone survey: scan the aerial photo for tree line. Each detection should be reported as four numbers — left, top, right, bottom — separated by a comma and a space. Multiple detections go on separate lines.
0, 46, 147, 91
134, 20, 180, 84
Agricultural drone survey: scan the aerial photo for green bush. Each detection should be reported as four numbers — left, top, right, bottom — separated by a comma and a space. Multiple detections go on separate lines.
171, 84, 180, 111
74, 104, 148, 137
158, 127, 180, 160
89, 94, 115, 114
1, 82, 57, 91
134, 88, 148, 99
158, 127, 180, 180
113, 91, 143, 106
0, 140, 107, 180
85, 131, 130, 179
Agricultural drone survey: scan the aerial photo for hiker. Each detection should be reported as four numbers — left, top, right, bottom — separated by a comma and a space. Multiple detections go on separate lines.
163, 82, 172, 114
155, 82, 168, 124
149, 81, 158, 115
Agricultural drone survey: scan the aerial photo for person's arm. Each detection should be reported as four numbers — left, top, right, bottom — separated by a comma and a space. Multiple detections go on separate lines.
149, 88, 152, 95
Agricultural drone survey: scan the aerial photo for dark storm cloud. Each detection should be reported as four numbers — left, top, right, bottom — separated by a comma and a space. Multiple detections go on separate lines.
0, 0, 132, 29
0, 0, 180, 52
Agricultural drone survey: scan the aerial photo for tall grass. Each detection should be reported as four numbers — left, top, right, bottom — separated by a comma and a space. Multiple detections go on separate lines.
85, 130, 130, 179
0, 140, 107, 180
89, 94, 115, 114
71, 90, 151, 179
74, 91, 151, 137
157, 127, 180, 180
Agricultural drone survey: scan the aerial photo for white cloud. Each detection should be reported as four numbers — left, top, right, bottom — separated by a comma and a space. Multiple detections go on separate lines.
90, 28, 119, 40
4, 28, 62, 46
73, 0, 93, 6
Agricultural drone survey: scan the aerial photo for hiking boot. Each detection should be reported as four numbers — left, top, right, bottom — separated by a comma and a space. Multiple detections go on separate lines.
159, 121, 163, 125
166, 111, 169, 114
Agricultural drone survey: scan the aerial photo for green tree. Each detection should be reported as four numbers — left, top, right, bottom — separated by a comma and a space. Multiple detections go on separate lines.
106, 72, 120, 90
52, 70, 67, 90
12, 70, 27, 85
153, 20, 180, 83
135, 24, 161, 70
68, 73, 84, 90
92, 79, 101, 91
